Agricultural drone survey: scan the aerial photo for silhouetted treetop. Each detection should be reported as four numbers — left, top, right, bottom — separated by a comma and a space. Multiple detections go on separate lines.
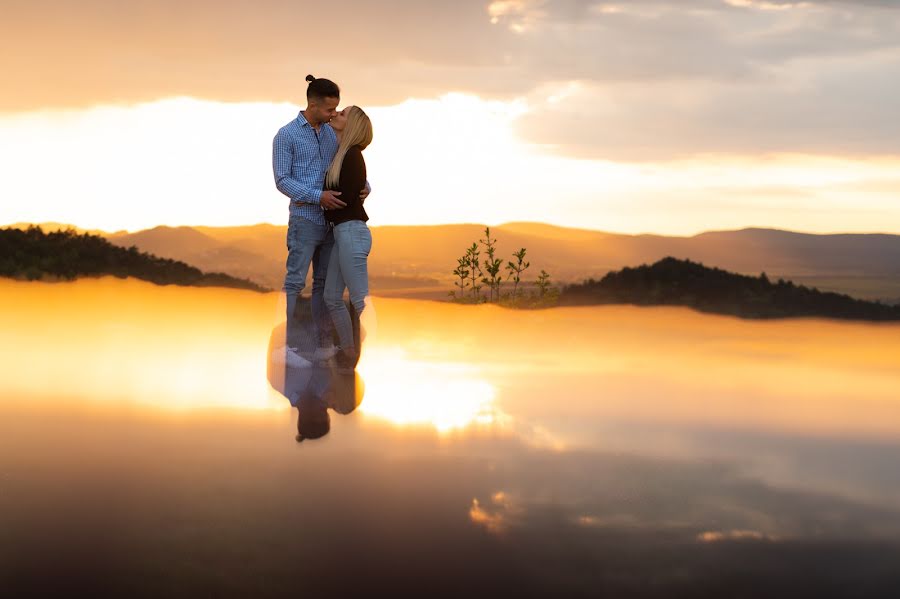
0, 226, 268, 292
560, 256, 900, 321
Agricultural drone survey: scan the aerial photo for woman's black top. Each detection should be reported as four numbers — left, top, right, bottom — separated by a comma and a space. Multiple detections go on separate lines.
324, 145, 368, 225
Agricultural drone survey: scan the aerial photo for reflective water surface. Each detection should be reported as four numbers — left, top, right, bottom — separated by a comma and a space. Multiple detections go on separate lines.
2, 278, 900, 597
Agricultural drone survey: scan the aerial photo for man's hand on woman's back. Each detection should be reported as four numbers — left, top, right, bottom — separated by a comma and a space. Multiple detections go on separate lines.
320, 190, 346, 210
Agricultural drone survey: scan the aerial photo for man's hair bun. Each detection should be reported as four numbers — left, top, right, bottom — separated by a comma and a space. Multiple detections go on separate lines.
305, 76, 340, 102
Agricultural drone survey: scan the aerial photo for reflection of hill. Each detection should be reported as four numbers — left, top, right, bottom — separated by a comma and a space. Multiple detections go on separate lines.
17, 221, 900, 302
561, 257, 900, 321
0, 226, 267, 292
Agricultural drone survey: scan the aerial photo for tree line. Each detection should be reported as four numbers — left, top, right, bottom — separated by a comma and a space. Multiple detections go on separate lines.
0, 226, 268, 292
559, 256, 900, 321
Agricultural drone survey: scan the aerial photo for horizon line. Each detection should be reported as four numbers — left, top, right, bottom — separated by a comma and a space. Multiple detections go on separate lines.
3, 220, 900, 239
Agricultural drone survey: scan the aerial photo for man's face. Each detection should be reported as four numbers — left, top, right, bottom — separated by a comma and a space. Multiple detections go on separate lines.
330, 107, 349, 132
307, 96, 339, 125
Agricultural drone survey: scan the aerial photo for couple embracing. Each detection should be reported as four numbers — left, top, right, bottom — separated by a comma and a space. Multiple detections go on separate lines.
272, 75, 373, 370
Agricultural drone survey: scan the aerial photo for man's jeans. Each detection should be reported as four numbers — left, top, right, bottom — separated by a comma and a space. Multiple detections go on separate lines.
324, 220, 371, 353
284, 215, 334, 349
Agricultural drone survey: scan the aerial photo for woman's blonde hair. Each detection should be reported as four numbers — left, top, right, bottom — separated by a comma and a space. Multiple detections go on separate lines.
326, 106, 373, 189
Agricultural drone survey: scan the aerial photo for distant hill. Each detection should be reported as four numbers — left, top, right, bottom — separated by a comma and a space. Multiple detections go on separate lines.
560, 257, 900, 321
0, 226, 268, 292
106, 223, 451, 292
10, 221, 900, 302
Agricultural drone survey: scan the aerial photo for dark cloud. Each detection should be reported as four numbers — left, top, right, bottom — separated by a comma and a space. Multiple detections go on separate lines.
517, 48, 900, 161
2, 0, 899, 158
0, 0, 512, 110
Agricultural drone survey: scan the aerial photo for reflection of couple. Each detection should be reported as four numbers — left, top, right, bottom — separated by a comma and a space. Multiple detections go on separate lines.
267, 317, 364, 442
272, 74, 373, 369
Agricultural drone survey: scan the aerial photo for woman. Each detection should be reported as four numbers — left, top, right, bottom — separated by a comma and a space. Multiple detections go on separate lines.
323, 105, 373, 368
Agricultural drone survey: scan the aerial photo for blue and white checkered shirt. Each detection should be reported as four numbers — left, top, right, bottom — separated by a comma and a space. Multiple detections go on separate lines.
272, 111, 338, 226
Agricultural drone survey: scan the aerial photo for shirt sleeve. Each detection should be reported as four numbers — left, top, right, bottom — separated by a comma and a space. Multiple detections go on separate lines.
273, 129, 323, 205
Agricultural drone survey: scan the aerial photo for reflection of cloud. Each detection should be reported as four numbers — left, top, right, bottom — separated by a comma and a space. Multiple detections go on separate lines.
6, 275, 900, 595
577, 514, 642, 527
697, 529, 775, 542
578, 515, 601, 526
7, 383, 900, 597
469, 491, 522, 534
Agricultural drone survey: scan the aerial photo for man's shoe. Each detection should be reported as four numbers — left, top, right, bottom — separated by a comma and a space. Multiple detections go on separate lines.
273, 345, 313, 369
312, 346, 340, 362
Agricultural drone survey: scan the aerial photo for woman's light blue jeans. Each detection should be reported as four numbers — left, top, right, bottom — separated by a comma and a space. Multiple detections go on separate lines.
324, 220, 371, 353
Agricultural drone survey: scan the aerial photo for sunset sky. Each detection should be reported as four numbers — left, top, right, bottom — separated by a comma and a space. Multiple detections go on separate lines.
2, 0, 900, 234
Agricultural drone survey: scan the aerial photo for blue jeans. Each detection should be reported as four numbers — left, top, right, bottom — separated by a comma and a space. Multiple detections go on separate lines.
324, 220, 371, 353
284, 215, 334, 347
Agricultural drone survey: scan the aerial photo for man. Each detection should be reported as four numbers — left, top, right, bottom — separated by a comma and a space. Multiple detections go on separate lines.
272, 75, 369, 350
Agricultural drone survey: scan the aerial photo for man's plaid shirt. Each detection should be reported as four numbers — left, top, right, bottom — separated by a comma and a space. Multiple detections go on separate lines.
272, 111, 338, 226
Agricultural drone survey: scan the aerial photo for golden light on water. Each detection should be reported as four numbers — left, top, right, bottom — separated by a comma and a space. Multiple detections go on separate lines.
0, 277, 507, 432
0, 277, 280, 412
3, 278, 900, 447
356, 347, 504, 433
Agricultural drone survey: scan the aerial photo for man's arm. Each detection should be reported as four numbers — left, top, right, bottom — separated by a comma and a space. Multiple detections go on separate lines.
272, 130, 323, 205
360, 180, 371, 204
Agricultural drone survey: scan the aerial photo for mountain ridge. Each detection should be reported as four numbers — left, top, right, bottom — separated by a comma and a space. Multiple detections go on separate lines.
5, 221, 899, 302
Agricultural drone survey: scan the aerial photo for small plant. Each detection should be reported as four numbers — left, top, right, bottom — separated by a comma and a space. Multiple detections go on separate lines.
480, 227, 503, 302
448, 229, 557, 308
505, 247, 530, 301
465, 242, 483, 302
536, 269, 552, 298
452, 254, 470, 300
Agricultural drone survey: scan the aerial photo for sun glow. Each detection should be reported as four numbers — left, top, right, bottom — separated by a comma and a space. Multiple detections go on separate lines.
3, 95, 900, 235
356, 347, 505, 433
